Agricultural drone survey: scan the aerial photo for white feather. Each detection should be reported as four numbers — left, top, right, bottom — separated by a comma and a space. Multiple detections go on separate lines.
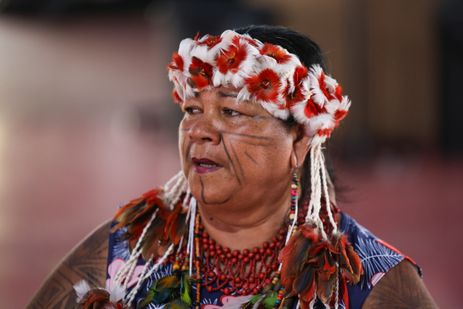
184, 84, 195, 101
73, 280, 91, 303
178, 38, 194, 57
310, 133, 328, 148
260, 101, 290, 120
310, 64, 324, 77
324, 74, 338, 91
291, 100, 311, 125
325, 98, 341, 114
190, 44, 214, 64
212, 70, 226, 87
237, 87, 252, 102
308, 113, 335, 131
230, 72, 245, 89
311, 87, 326, 106
340, 96, 351, 111
221, 29, 237, 42
108, 281, 126, 302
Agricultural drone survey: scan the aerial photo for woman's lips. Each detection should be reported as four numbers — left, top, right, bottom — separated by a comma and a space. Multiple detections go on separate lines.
192, 157, 222, 174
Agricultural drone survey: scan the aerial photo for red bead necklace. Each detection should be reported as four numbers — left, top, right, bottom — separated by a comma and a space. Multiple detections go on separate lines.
198, 222, 288, 296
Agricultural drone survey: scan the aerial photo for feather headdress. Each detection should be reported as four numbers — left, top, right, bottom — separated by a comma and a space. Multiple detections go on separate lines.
167, 30, 351, 147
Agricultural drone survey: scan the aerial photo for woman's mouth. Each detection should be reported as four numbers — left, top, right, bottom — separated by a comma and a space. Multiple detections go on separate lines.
192, 157, 222, 174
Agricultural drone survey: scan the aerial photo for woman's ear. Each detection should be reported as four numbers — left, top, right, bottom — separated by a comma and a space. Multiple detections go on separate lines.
290, 125, 310, 169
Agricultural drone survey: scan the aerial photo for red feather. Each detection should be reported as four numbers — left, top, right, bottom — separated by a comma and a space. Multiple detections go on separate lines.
197, 34, 222, 49
78, 288, 128, 309
304, 98, 326, 118
334, 110, 348, 125
216, 36, 248, 74
317, 128, 333, 137
286, 66, 309, 108
172, 90, 182, 104
245, 69, 281, 103
335, 85, 343, 101
260, 43, 292, 64
188, 57, 213, 90
168, 52, 184, 72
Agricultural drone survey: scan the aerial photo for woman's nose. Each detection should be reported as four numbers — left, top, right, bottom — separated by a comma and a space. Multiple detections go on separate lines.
189, 118, 221, 145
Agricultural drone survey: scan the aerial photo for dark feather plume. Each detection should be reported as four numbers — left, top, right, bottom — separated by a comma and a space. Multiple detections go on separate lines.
279, 223, 363, 307
111, 188, 188, 259
78, 288, 127, 309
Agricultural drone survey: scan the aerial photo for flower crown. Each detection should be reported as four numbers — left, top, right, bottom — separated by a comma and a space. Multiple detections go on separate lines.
167, 30, 351, 146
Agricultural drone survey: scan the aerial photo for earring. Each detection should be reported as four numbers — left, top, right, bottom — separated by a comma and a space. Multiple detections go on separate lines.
290, 171, 299, 209
291, 152, 299, 169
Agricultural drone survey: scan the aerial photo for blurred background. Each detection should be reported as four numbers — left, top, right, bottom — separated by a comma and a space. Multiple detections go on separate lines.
0, 0, 461, 307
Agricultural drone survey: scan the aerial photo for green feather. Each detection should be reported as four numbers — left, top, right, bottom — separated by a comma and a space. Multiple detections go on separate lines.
262, 291, 277, 309
139, 289, 156, 307
240, 294, 264, 308
250, 294, 263, 303
139, 275, 181, 306
156, 275, 180, 289
180, 273, 192, 305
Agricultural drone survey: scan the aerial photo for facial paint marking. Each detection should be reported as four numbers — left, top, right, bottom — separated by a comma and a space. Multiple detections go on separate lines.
221, 135, 242, 186
230, 139, 273, 147
229, 140, 245, 181
181, 127, 273, 146
220, 131, 273, 141
199, 176, 208, 204
244, 150, 258, 165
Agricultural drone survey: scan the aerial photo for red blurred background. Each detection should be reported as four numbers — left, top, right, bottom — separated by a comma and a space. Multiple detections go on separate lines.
0, 0, 462, 308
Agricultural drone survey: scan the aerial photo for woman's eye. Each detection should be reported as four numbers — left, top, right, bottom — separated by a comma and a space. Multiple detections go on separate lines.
184, 106, 201, 115
222, 108, 242, 117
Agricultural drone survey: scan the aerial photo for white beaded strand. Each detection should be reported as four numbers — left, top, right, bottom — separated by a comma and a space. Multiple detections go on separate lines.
163, 171, 187, 209
305, 144, 328, 240
125, 244, 175, 307
114, 208, 159, 285
319, 152, 338, 234
186, 197, 197, 277
124, 254, 154, 306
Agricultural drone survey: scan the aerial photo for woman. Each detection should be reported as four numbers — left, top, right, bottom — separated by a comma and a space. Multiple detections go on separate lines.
28, 25, 437, 309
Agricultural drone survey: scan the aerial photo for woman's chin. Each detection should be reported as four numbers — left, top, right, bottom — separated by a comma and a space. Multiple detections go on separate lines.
188, 174, 236, 206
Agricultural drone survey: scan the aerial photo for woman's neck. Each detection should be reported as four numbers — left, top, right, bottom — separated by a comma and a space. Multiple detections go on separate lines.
197, 184, 291, 251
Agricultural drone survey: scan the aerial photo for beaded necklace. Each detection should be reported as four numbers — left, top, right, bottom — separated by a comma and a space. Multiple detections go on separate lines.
198, 223, 287, 296
166, 178, 301, 308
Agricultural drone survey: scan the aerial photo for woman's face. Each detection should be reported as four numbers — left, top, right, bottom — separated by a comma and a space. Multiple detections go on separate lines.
179, 87, 301, 210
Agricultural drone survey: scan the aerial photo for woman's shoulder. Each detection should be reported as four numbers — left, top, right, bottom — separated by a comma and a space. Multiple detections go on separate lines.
363, 259, 438, 308
340, 211, 415, 288
27, 220, 111, 308
340, 212, 437, 308
27, 188, 166, 308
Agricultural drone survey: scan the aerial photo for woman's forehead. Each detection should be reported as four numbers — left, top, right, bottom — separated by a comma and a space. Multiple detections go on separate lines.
215, 85, 240, 93
188, 87, 266, 106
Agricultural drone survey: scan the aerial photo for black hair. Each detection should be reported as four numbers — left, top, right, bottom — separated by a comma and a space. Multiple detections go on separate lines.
234, 25, 335, 205
234, 25, 327, 71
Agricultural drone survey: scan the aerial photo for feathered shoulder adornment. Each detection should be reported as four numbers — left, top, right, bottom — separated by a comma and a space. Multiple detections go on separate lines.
279, 222, 363, 309
111, 188, 188, 259
75, 187, 189, 308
